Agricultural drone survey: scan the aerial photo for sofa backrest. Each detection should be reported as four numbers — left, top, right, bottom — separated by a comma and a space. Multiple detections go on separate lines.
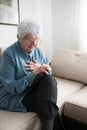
51, 49, 87, 84
0, 48, 1, 57
0, 47, 5, 58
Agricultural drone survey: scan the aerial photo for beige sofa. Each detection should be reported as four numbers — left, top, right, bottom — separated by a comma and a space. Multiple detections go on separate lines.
0, 47, 87, 130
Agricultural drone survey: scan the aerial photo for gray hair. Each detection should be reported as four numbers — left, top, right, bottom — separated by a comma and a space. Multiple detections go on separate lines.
17, 19, 43, 40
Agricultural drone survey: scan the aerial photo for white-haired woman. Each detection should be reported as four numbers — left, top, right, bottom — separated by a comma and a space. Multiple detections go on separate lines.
0, 20, 65, 130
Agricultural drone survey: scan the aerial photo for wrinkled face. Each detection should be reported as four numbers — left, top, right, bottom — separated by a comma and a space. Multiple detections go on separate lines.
18, 34, 40, 53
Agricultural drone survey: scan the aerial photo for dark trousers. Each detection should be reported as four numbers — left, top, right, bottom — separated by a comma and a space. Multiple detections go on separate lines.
22, 74, 65, 130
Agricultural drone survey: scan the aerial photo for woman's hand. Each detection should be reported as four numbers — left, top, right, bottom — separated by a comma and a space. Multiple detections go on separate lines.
25, 60, 51, 75
25, 60, 41, 71
33, 64, 51, 75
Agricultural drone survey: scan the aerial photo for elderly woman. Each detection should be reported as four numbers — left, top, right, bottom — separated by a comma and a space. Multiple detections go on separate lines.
0, 20, 65, 130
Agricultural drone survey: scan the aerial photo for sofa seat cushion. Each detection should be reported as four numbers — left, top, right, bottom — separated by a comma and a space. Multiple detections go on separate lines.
55, 77, 84, 103
54, 77, 84, 113
64, 86, 87, 124
0, 110, 41, 130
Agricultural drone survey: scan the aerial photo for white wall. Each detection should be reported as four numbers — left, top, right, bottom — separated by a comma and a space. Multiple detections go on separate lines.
52, 0, 73, 53
0, 0, 52, 61
52, 0, 81, 53
0, 25, 17, 47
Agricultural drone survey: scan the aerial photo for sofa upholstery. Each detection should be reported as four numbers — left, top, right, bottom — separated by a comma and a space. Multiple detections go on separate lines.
0, 47, 87, 130
51, 49, 87, 129
0, 110, 41, 130
64, 86, 87, 124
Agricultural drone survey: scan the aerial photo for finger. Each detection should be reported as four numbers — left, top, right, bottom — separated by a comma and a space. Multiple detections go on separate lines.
25, 67, 33, 71
24, 64, 33, 68
40, 67, 49, 74
33, 60, 38, 63
43, 69, 49, 74
25, 65, 34, 70
26, 61, 33, 65
24, 64, 31, 67
44, 66, 52, 72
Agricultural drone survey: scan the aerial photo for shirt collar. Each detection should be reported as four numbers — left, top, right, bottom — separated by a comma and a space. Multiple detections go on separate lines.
27, 51, 34, 59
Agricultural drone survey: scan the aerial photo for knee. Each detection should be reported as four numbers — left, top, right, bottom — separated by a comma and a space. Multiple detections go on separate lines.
37, 75, 58, 99
45, 76, 58, 99
47, 76, 57, 91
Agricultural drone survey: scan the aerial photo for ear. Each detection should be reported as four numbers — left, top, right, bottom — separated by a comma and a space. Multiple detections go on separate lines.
17, 35, 20, 40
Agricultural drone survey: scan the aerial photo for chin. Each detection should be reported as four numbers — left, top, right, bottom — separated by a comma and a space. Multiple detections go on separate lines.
27, 48, 35, 53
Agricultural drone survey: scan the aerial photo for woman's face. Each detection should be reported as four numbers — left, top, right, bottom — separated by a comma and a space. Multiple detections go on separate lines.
18, 34, 40, 53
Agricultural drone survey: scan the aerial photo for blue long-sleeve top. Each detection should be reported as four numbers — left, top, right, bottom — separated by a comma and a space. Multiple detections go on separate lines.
0, 41, 49, 112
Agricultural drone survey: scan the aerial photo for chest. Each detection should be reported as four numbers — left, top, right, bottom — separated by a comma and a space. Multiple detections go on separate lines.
15, 54, 43, 79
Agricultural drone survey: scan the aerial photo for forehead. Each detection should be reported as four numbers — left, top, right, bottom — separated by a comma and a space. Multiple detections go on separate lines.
24, 34, 40, 40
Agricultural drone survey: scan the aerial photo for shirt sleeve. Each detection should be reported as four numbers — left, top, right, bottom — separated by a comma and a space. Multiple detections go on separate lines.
0, 53, 36, 95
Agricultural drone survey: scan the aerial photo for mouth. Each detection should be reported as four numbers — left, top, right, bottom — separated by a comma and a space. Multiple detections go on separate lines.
29, 46, 35, 48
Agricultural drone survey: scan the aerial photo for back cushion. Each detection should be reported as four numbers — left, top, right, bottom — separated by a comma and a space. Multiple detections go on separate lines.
0, 48, 6, 58
0, 48, 3, 57
51, 49, 87, 84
